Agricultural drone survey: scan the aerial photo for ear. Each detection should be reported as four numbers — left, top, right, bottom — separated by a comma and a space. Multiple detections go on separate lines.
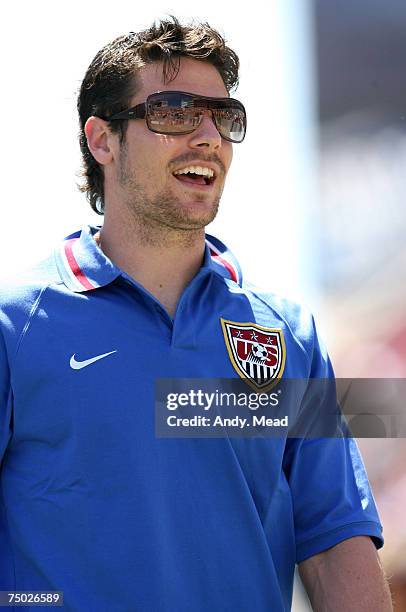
84, 116, 116, 165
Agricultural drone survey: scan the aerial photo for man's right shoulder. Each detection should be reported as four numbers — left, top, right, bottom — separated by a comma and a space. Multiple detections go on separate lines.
0, 252, 62, 345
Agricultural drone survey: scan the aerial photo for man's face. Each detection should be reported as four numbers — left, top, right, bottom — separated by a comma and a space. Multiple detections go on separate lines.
110, 57, 233, 231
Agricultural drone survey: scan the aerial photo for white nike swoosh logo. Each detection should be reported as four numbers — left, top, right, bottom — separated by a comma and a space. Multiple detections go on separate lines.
70, 350, 117, 370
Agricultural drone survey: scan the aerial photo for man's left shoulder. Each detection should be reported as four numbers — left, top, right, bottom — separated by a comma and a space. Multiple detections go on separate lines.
241, 280, 317, 347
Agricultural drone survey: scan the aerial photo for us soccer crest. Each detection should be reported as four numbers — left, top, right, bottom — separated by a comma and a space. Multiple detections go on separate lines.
221, 319, 286, 392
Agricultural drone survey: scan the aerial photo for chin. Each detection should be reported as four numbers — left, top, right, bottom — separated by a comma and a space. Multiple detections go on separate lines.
181, 205, 219, 228
167, 194, 217, 220
146, 190, 220, 230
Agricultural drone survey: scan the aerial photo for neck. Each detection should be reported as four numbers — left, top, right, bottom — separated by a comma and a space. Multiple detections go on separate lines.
95, 205, 206, 318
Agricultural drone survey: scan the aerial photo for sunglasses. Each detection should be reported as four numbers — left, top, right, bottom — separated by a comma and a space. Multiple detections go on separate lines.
101, 90, 247, 143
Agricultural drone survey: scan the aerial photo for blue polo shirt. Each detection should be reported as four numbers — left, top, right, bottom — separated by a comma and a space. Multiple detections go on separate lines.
0, 226, 383, 611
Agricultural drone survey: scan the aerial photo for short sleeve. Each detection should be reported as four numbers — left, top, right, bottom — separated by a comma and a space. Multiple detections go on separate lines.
0, 327, 12, 465
283, 317, 383, 563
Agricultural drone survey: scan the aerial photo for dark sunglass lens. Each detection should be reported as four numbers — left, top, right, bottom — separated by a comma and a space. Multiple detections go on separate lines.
148, 108, 202, 134
147, 93, 198, 134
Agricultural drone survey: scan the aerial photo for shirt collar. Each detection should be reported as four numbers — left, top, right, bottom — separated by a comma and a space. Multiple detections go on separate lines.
204, 233, 242, 286
55, 225, 243, 293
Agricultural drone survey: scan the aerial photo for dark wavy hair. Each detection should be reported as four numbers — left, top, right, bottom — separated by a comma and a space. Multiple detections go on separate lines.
77, 16, 240, 214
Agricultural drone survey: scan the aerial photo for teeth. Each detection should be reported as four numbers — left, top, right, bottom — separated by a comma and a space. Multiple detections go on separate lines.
174, 165, 214, 178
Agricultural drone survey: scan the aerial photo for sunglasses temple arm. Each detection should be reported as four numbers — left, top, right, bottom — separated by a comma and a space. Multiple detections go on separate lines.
103, 104, 146, 122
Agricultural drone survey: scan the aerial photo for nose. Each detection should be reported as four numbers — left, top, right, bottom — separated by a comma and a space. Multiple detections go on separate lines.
188, 110, 222, 150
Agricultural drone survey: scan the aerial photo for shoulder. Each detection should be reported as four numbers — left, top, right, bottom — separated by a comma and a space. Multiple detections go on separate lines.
0, 252, 62, 350
0, 252, 61, 308
241, 280, 318, 348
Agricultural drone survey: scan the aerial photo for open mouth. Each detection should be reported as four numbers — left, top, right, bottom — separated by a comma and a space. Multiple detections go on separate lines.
172, 166, 216, 187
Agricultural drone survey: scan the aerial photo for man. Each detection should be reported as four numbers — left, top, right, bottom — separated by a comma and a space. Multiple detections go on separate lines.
0, 16, 392, 612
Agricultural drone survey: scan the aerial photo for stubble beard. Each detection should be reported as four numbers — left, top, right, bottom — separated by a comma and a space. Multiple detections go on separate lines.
118, 156, 222, 247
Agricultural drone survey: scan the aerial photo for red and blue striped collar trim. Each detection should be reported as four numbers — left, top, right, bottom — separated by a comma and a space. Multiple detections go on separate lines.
55, 226, 243, 293
55, 226, 120, 292
205, 233, 242, 286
